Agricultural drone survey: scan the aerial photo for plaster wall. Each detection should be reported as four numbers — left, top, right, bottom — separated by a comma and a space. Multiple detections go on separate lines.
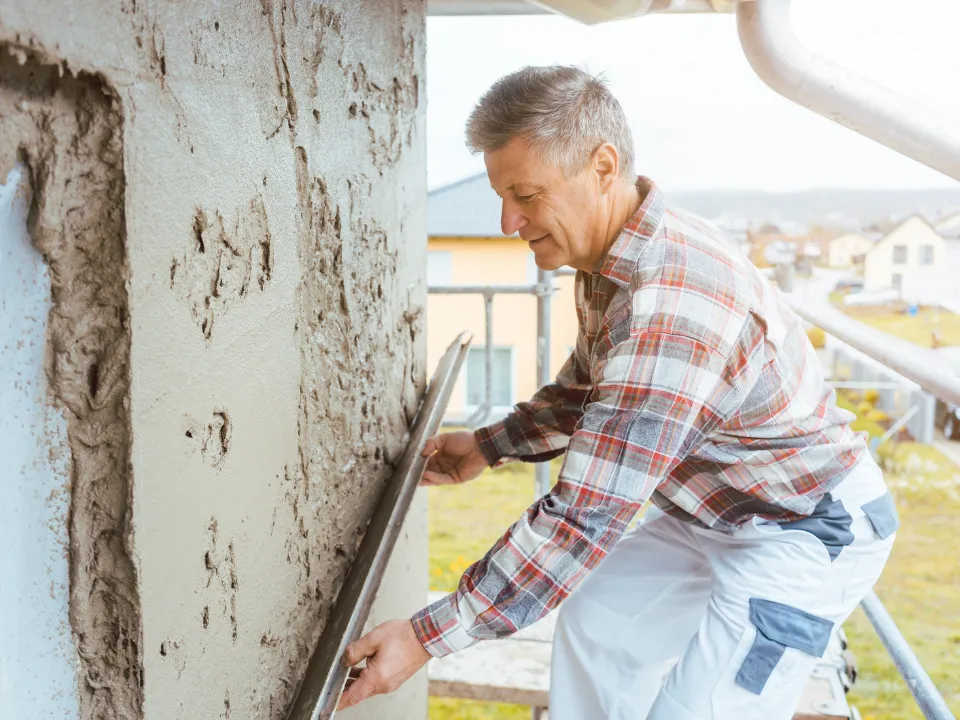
0, 2, 427, 718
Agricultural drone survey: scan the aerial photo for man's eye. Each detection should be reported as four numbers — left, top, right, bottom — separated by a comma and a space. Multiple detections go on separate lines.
517, 194, 535, 202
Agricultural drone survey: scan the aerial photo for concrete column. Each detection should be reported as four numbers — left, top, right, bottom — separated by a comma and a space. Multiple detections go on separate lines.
1, 3, 427, 718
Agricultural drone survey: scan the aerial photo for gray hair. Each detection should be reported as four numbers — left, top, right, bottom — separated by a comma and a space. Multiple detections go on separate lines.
466, 66, 635, 178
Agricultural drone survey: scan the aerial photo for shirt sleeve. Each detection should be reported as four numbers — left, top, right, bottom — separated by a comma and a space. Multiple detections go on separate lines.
473, 339, 591, 467
412, 322, 734, 658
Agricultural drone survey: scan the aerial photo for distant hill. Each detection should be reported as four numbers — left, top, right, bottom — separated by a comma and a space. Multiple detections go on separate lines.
664, 187, 960, 227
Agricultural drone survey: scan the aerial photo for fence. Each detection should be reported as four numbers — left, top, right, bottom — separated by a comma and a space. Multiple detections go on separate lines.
423, 274, 958, 720
428, 267, 575, 497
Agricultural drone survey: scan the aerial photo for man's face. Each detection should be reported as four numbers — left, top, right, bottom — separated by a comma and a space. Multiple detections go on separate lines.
485, 136, 604, 272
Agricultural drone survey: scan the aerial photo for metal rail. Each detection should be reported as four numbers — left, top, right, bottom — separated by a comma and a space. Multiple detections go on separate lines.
429, 272, 561, 719
428, 270, 560, 497
534, 268, 554, 497
427, 0, 728, 19
791, 300, 960, 408
287, 333, 472, 720
861, 591, 956, 720
737, 0, 960, 182
798, 308, 958, 719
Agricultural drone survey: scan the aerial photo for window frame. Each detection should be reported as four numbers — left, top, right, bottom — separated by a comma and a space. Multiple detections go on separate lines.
463, 345, 516, 413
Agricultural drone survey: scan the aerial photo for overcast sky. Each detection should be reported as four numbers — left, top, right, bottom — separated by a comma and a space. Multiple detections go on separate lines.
426, 0, 960, 192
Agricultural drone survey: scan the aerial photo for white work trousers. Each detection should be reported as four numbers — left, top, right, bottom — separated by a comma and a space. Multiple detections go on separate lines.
550, 456, 897, 720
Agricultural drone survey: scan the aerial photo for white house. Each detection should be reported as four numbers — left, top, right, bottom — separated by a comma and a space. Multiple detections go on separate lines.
863, 216, 945, 305
827, 232, 878, 269
934, 213, 960, 313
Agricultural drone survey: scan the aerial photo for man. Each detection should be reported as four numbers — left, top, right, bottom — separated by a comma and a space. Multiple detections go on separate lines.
337, 66, 898, 719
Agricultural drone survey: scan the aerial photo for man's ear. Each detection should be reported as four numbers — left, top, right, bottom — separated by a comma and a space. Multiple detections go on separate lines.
593, 143, 619, 192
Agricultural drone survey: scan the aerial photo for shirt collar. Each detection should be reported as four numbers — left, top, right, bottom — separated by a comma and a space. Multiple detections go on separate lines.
593, 176, 665, 289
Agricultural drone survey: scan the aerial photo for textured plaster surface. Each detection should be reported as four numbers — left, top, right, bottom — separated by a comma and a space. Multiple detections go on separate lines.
0, 1, 427, 718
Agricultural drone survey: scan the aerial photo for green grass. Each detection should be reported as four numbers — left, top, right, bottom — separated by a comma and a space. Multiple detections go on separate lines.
428, 462, 550, 720
427, 436, 960, 719
829, 297, 960, 348
844, 441, 960, 720
835, 392, 887, 439
428, 461, 543, 593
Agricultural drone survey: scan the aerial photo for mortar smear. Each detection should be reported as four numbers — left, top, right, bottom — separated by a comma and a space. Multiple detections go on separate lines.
0, 46, 143, 720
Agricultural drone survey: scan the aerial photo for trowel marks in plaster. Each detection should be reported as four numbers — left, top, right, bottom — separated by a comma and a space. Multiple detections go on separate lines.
197, 517, 241, 645
184, 410, 232, 467
170, 196, 272, 340
0, 47, 142, 719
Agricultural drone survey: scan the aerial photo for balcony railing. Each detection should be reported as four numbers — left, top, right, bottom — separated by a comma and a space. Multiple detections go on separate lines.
428, 267, 573, 497
423, 273, 957, 720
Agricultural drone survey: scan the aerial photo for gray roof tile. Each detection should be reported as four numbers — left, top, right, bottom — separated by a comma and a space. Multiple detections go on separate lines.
428, 172, 512, 237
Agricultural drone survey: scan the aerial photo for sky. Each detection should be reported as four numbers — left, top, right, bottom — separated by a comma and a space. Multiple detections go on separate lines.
425, 0, 960, 193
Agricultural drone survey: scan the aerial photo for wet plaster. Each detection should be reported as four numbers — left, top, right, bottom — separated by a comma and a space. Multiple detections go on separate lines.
0, 1, 427, 719
0, 48, 141, 719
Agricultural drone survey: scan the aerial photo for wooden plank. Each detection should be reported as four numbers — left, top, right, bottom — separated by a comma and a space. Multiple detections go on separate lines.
429, 637, 552, 706
794, 634, 854, 720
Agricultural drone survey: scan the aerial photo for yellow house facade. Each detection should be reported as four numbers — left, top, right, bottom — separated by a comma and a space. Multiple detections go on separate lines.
427, 174, 579, 421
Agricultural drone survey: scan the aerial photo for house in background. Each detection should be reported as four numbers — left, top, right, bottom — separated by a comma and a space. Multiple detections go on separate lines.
426, 173, 578, 421
827, 232, 880, 269
747, 223, 796, 268
863, 215, 945, 305
747, 223, 832, 269
934, 212, 960, 313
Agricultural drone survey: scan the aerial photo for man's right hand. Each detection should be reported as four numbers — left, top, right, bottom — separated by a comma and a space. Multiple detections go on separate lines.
420, 431, 491, 486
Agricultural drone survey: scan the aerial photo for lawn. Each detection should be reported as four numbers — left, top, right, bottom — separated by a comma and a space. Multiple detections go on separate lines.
427, 435, 960, 719
428, 461, 554, 720
829, 296, 960, 348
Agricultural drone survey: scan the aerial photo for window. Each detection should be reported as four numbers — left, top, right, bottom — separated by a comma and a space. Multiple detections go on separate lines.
893, 245, 908, 264
920, 245, 935, 265
427, 251, 452, 286
466, 347, 513, 407
892, 273, 903, 290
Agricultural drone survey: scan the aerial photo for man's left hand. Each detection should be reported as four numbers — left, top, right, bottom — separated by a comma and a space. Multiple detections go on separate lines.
337, 619, 431, 711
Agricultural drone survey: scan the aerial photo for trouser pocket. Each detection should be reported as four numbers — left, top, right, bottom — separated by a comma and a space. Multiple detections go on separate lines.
861, 492, 899, 540
735, 598, 834, 695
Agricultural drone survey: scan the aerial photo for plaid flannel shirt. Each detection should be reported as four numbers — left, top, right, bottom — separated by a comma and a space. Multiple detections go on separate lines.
412, 178, 865, 658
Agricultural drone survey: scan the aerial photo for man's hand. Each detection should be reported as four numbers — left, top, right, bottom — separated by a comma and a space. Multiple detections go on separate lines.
337, 619, 431, 711
420, 431, 491, 486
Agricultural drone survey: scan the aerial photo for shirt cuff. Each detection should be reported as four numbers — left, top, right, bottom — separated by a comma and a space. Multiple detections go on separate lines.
411, 592, 479, 658
474, 420, 515, 468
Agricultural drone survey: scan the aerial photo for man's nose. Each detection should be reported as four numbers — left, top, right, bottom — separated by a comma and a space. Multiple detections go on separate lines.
501, 200, 528, 236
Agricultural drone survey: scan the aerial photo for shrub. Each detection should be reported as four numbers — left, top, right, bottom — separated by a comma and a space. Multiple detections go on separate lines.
875, 441, 898, 472
806, 327, 826, 349
864, 388, 880, 405
857, 401, 873, 416
865, 409, 888, 423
